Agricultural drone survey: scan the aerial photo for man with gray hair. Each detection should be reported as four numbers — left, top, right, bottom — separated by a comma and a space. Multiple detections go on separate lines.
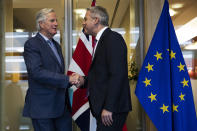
23, 8, 79, 131
78, 6, 132, 131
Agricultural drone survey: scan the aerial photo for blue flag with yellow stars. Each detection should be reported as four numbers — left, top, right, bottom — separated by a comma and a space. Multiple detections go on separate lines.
135, 0, 197, 131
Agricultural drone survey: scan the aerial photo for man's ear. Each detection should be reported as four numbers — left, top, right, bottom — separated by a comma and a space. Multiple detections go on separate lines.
94, 17, 99, 24
39, 21, 44, 29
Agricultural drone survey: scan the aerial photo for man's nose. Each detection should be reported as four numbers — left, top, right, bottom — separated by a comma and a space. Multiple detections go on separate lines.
82, 21, 85, 27
54, 20, 58, 26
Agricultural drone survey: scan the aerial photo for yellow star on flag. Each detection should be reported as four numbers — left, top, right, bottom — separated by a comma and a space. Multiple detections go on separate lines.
173, 104, 178, 112
148, 92, 157, 102
181, 78, 189, 87
143, 77, 151, 87
160, 104, 169, 114
145, 63, 154, 72
154, 51, 162, 61
170, 50, 176, 59
177, 62, 185, 72
179, 92, 185, 101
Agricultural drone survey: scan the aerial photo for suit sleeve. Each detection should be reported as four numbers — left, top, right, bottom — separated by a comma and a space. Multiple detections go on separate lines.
80, 76, 88, 89
23, 40, 69, 88
104, 33, 128, 112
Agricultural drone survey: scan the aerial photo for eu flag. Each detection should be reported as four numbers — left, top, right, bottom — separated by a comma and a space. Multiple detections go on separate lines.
135, 0, 197, 131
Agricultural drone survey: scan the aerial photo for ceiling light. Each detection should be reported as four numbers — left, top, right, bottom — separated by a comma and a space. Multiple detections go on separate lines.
169, 8, 177, 16
172, 3, 184, 9
15, 29, 24, 32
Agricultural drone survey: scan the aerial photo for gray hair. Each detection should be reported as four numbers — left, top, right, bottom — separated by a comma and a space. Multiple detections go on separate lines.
87, 6, 109, 26
36, 8, 55, 31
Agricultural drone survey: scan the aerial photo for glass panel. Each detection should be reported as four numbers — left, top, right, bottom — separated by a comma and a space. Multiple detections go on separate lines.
169, 0, 197, 113
1, 0, 64, 130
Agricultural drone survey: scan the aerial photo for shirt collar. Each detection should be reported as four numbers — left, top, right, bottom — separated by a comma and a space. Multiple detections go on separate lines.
95, 26, 108, 41
39, 32, 50, 42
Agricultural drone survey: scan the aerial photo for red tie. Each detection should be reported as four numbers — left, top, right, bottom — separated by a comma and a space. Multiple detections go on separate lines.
93, 39, 97, 49
92, 39, 97, 57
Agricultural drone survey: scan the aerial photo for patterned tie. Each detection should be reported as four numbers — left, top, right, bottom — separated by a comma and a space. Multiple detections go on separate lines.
47, 40, 62, 65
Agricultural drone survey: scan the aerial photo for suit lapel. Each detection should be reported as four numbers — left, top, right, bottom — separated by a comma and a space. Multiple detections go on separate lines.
36, 34, 63, 70
90, 28, 111, 70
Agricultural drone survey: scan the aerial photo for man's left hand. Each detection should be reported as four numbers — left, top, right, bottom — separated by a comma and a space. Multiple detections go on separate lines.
101, 109, 113, 126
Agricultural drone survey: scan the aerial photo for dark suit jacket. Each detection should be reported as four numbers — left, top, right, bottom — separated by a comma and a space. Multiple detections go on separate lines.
23, 33, 70, 119
86, 28, 132, 118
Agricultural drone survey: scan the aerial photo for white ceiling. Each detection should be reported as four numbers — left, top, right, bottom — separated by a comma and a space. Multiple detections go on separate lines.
169, 0, 197, 27
169, 0, 197, 44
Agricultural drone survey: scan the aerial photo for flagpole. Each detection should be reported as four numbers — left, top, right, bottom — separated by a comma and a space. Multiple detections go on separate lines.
138, 0, 147, 130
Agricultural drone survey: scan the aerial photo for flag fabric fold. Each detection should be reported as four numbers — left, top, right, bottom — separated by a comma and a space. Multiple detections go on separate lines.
67, 32, 96, 131
135, 0, 197, 131
91, 0, 96, 6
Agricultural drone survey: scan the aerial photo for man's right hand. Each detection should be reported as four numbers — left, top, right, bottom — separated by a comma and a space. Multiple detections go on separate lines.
69, 73, 84, 87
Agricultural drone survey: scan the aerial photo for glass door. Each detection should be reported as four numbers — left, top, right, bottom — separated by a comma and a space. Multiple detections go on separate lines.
0, 0, 65, 130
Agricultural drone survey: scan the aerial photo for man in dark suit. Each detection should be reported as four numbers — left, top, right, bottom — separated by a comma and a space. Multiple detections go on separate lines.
78, 6, 132, 131
23, 8, 79, 131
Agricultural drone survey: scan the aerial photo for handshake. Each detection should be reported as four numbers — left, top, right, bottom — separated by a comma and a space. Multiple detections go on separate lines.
69, 73, 84, 87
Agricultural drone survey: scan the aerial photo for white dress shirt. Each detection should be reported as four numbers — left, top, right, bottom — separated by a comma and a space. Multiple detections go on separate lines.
92, 26, 108, 58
